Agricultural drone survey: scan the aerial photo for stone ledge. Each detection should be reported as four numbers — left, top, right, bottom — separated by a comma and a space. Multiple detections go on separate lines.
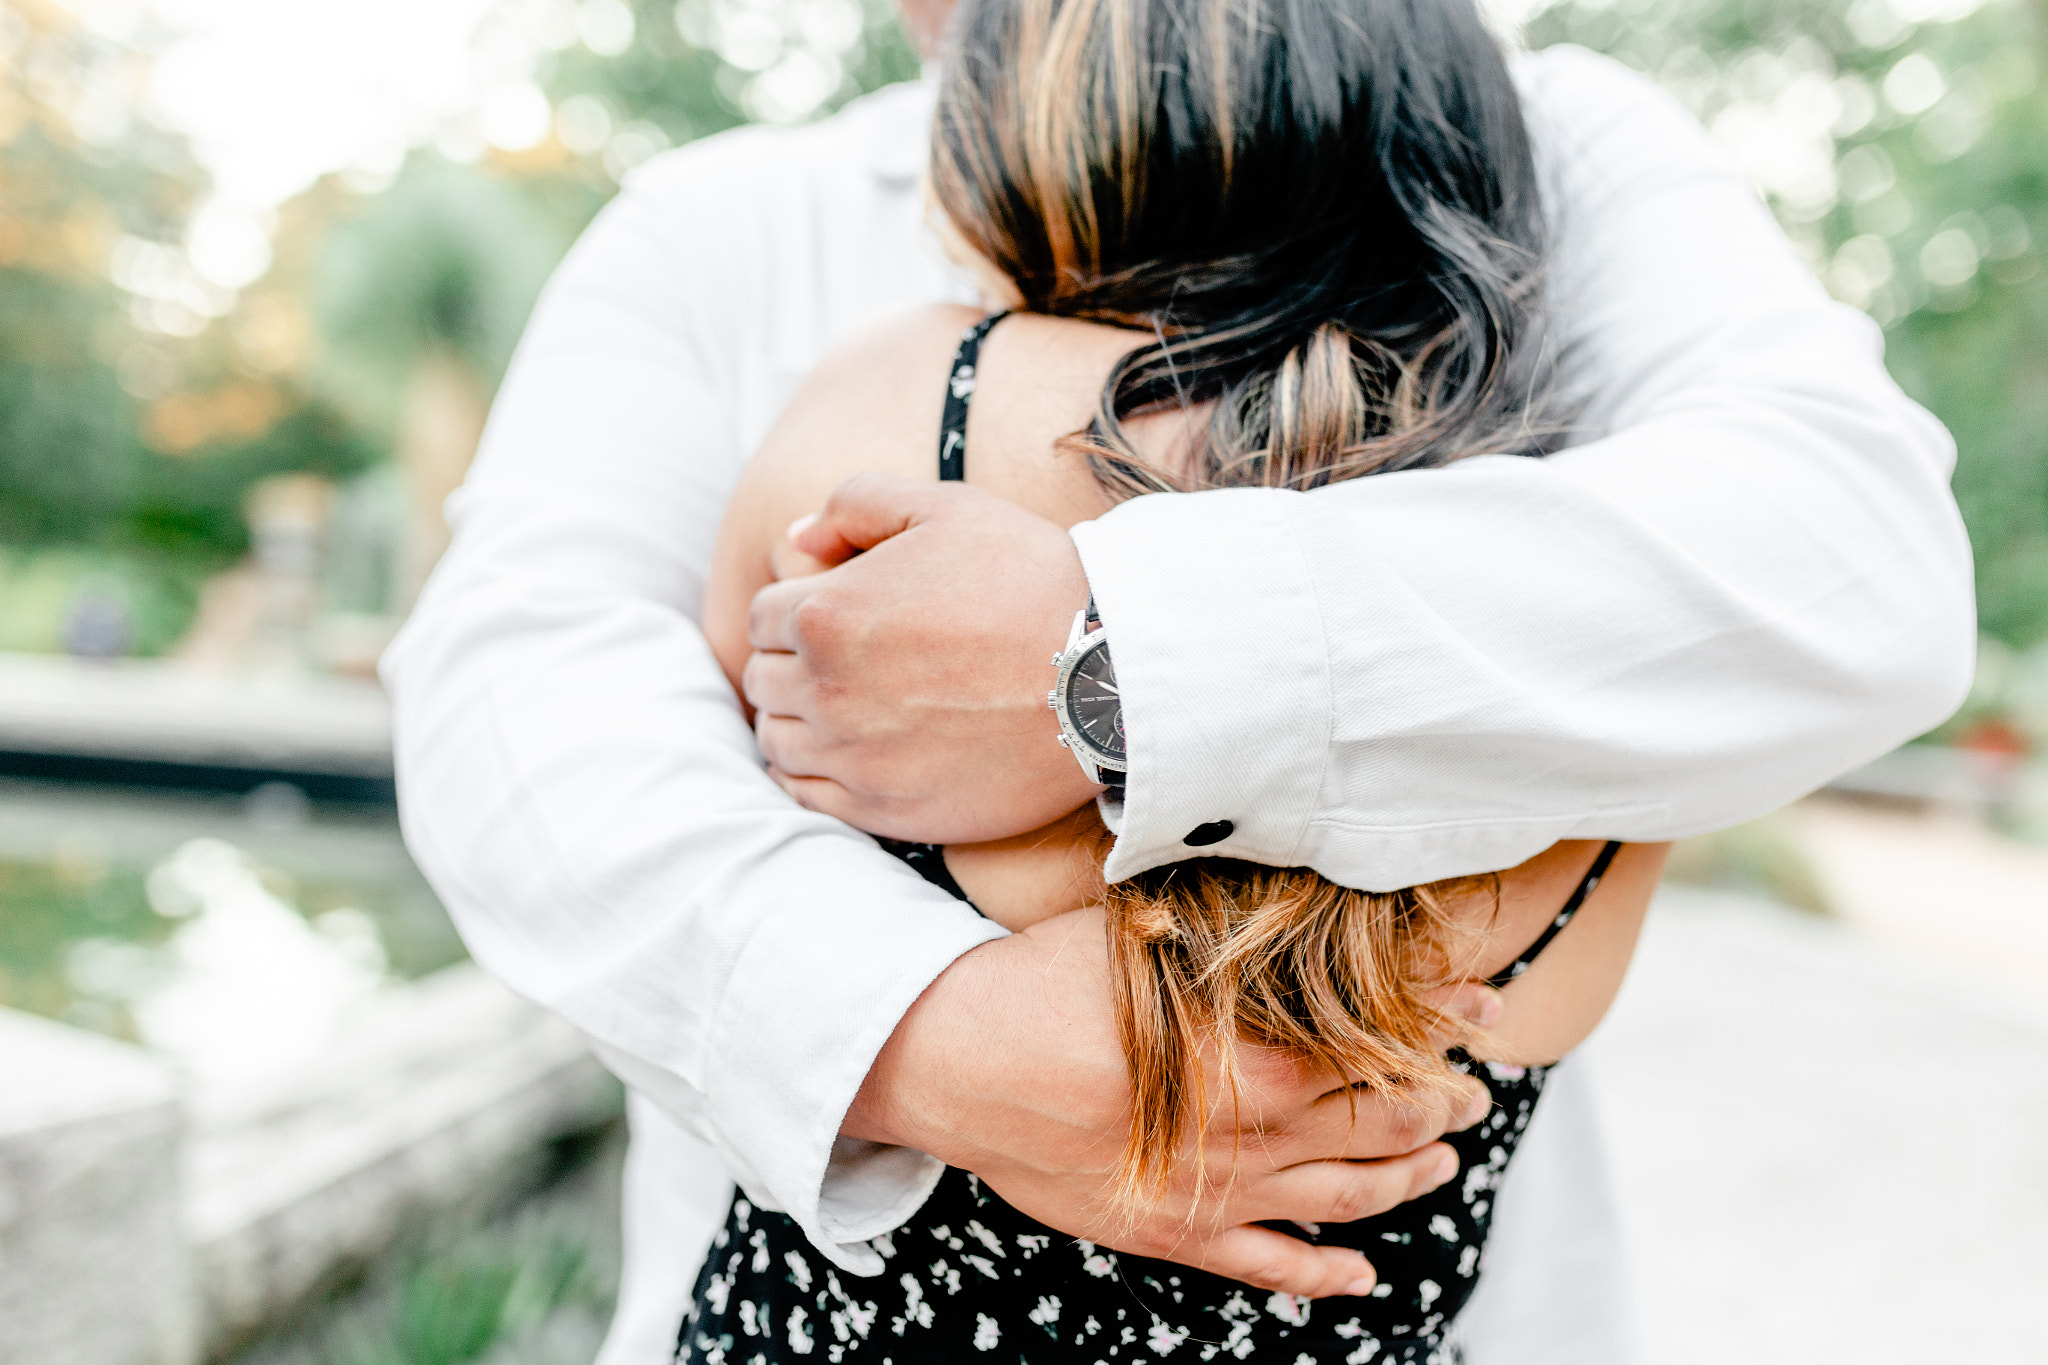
0, 653, 391, 777
0, 1012, 197, 1365
187, 966, 621, 1357
0, 967, 620, 1365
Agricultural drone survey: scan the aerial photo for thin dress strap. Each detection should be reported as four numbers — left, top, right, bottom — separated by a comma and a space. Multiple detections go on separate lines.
1486, 840, 1623, 988
937, 312, 1007, 481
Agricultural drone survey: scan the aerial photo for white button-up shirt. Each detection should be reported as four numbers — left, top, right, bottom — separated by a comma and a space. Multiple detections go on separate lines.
382, 44, 1973, 1365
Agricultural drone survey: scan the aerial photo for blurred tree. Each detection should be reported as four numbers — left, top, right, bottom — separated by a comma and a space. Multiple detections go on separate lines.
1524, 0, 2048, 647
252, 0, 927, 612
0, 0, 373, 653
429, 0, 922, 243
311, 160, 568, 439
0, 0, 196, 546
43, 0, 2035, 666
529, 0, 919, 169
294, 160, 572, 606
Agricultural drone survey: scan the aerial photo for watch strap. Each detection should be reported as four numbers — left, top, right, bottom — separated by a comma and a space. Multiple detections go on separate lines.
1084, 597, 1122, 788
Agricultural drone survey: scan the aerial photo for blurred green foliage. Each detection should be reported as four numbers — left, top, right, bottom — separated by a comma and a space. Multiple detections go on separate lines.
0, 545, 204, 653
0, 849, 164, 1037
325, 1232, 600, 1365
0, 2, 375, 646
1, 0, 2043, 665
310, 163, 569, 442
535, 0, 919, 149
0, 0, 917, 656
229, 1127, 624, 1365
1526, 0, 2048, 647
0, 826, 468, 1039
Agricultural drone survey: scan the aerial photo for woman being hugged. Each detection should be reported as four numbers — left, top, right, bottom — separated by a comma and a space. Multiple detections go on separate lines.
691, 0, 1669, 1358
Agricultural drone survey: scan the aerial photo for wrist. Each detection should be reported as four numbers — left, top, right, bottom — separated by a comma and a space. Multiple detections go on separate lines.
841, 911, 1124, 1173
841, 937, 1004, 1164
1049, 594, 1129, 793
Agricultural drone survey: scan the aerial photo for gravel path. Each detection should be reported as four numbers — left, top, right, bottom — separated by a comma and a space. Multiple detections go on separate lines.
1589, 885, 2048, 1365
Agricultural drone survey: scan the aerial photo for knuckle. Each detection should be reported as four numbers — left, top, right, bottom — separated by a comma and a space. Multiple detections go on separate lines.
1415, 1146, 1458, 1196
1452, 1079, 1488, 1131
837, 756, 885, 800
745, 592, 779, 647
806, 663, 853, 711
1384, 1104, 1425, 1152
1327, 1179, 1378, 1225
739, 652, 773, 702
789, 591, 844, 650
1128, 1228, 1176, 1259
1242, 1046, 1305, 1093
1241, 1252, 1292, 1292
833, 469, 882, 502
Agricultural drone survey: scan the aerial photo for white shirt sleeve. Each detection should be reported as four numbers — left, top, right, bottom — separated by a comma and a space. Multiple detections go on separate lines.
381, 124, 1005, 1275
1074, 46, 1976, 890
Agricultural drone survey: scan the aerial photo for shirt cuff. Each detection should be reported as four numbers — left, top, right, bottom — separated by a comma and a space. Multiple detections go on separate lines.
700, 850, 1009, 1276
814, 1140, 949, 1273
1070, 487, 1334, 881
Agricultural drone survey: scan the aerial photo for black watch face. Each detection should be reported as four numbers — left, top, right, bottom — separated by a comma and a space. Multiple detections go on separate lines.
1063, 638, 1125, 763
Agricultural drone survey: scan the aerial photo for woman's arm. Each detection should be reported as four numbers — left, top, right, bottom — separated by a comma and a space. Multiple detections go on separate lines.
948, 819, 1668, 1068
1465, 840, 1669, 1066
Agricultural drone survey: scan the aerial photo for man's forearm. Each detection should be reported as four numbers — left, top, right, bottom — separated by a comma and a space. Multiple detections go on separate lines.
385, 157, 1009, 1275
1070, 48, 1972, 888
388, 540, 1008, 1265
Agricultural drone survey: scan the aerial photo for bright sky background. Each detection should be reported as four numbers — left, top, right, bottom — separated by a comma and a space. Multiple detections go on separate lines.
142, 0, 516, 210
89, 0, 1990, 303
110, 0, 1998, 214
129, 0, 1553, 214
91, 0, 1541, 293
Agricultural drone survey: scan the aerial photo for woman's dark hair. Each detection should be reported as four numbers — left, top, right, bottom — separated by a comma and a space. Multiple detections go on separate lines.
929, 0, 1563, 1220
930, 0, 1561, 495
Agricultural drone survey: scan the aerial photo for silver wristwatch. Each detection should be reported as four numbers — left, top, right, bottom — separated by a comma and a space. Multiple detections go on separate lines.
1047, 598, 1126, 788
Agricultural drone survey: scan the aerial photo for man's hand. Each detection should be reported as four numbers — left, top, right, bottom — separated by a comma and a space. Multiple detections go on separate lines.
745, 471, 1101, 843
844, 908, 1499, 1299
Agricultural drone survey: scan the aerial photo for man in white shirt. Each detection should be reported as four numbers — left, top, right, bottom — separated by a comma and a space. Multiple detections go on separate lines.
381, 20, 1974, 1365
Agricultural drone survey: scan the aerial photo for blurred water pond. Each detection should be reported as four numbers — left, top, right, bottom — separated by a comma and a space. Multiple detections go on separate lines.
0, 779, 461, 1080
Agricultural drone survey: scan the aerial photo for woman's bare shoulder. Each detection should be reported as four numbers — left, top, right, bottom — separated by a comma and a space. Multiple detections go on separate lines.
704, 304, 1162, 691
806, 302, 990, 404
702, 303, 986, 697
741, 304, 1150, 534
753, 303, 987, 496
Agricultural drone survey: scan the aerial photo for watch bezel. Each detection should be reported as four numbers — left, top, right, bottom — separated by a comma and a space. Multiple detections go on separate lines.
1053, 630, 1128, 772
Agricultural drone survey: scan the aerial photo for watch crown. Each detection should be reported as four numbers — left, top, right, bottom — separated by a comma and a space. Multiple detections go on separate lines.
1056, 734, 1070, 748
1046, 690, 1057, 708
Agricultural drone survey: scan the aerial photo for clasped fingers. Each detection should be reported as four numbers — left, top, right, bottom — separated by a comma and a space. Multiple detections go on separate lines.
1223, 1074, 1488, 1175
1110, 1142, 1457, 1300
1255, 1144, 1460, 1228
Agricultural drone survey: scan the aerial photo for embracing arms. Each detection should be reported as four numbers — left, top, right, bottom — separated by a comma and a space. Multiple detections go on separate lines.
384, 108, 1468, 1299
387, 42, 1970, 1309
746, 47, 1974, 885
